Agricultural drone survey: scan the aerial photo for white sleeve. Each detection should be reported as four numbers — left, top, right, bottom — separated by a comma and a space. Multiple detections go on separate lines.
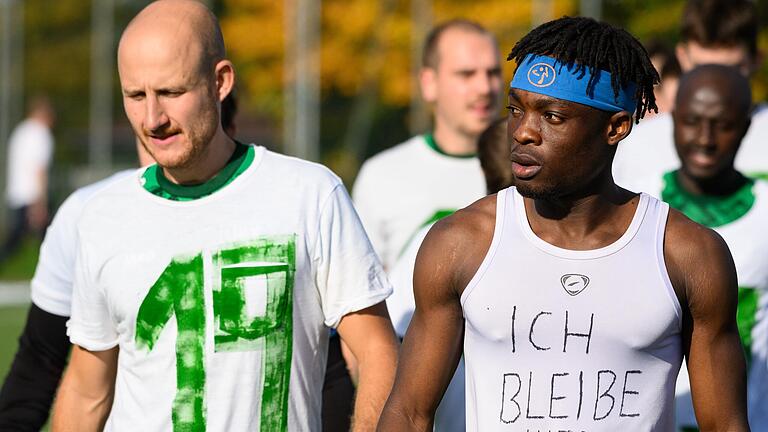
66, 229, 119, 351
314, 183, 393, 328
351, 162, 390, 267
29, 193, 84, 316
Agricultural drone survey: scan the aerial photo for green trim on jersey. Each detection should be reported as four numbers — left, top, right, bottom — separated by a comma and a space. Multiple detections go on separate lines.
748, 171, 768, 181
661, 170, 756, 228
737, 287, 758, 367
141, 142, 254, 201
397, 209, 456, 260
424, 134, 476, 159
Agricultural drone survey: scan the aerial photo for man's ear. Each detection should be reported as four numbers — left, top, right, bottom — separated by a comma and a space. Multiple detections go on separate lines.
214, 59, 235, 102
606, 111, 633, 146
419, 67, 438, 103
676, 42, 693, 72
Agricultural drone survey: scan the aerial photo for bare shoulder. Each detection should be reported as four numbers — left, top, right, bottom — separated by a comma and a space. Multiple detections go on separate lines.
415, 194, 498, 298
663, 208, 737, 308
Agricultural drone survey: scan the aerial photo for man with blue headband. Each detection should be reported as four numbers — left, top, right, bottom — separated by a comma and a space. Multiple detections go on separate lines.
378, 16, 749, 431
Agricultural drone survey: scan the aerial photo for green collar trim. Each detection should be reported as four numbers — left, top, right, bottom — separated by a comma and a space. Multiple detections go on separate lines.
661, 170, 756, 228
141, 142, 254, 202
424, 134, 476, 159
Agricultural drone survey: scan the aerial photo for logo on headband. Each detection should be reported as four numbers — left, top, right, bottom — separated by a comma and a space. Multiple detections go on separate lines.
527, 63, 556, 88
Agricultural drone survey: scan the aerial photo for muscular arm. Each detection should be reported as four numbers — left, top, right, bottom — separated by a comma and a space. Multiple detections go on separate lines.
0, 304, 70, 431
336, 302, 399, 431
665, 211, 749, 431
378, 198, 495, 431
51, 345, 118, 432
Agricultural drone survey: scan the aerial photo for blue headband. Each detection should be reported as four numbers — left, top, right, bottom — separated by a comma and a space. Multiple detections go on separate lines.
510, 54, 637, 114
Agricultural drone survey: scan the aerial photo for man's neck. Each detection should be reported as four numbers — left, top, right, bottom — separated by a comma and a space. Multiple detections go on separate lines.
432, 122, 477, 156
163, 131, 235, 185
523, 178, 637, 251
676, 168, 747, 197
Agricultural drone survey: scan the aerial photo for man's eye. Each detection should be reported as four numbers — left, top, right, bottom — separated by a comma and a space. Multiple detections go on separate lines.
506, 105, 522, 115
544, 112, 563, 122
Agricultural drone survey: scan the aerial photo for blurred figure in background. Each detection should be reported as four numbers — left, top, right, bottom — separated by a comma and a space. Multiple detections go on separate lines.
0, 93, 235, 431
0, 96, 55, 263
646, 39, 682, 114
387, 117, 512, 431
353, 19, 502, 270
352, 20, 502, 431
634, 64, 768, 432
613, 0, 767, 190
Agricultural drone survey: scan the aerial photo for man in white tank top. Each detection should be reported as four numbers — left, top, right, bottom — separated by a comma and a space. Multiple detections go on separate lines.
379, 16, 749, 432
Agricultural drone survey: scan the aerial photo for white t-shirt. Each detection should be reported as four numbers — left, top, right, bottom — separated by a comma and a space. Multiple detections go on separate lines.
5, 118, 54, 208
31, 170, 136, 317
67, 146, 392, 431
353, 135, 486, 269
613, 105, 768, 191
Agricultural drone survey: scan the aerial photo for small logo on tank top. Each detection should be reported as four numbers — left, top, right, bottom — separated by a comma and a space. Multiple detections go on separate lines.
560, 274, 590, 296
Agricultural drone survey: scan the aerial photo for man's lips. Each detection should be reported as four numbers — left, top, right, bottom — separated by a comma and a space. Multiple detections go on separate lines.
149, 133, 180, 147
688, 150, 717, 168
510, 153, 542, 179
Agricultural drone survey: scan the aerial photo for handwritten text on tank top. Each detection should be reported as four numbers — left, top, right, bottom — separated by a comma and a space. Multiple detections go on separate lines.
498, 305, 643, 428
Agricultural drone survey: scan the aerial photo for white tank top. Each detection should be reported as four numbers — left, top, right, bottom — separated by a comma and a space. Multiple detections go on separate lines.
462, 187, 683, 432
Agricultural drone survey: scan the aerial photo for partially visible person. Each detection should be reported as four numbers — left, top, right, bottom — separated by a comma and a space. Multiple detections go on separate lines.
0, 92, 237, 431
613, 0, 768, 190
52, 1, 397, 431
633, 64, 768, 431
386, 117, 511, 432
353, 19, 502, 270
0, 96, 55, 262
646, 39, 682, 114
379, 16, 749, 432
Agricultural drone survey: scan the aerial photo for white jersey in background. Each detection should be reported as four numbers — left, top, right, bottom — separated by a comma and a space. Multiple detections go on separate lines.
613, 105, 768, 191
31, 170, 135, 317
462, 188, 682, 431
389, 222, 466, 432
353, 135, 486, 269
5, 119, 54, 208
634, 173, 768, 431
67, 146, 392, 431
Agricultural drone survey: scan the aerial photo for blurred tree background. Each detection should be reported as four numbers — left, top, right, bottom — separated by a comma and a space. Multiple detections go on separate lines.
2, 0, 768, 206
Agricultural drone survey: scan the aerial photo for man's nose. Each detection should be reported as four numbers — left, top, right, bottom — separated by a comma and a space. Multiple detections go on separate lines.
144, 96, 169, 132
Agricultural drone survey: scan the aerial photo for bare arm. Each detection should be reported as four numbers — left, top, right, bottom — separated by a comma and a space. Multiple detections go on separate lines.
337, 302, 399, 432
378, 199, 495, 431
28, 167, 49, 230
665, 212, 749, 431
51, 345, 118, 432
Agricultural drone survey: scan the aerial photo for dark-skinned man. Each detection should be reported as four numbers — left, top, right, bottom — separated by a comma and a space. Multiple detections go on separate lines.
378, 16, 749, 432
632, 64, 767, 431
50, 1, 398, 431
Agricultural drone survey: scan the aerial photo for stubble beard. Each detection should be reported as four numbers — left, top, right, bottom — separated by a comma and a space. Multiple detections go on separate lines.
514, 180, 560, 201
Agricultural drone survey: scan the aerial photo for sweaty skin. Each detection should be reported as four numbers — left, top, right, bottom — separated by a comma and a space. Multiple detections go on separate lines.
378, 88, 749, 431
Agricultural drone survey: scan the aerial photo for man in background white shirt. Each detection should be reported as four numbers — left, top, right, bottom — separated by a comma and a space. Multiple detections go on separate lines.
0, 96, 55, 262
613, 0, 767, 191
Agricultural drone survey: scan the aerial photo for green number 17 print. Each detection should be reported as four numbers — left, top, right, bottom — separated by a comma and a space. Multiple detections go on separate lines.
134, 235, 296, 431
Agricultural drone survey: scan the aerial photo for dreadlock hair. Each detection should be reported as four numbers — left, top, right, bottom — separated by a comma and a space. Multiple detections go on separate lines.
507, 16, 659, 122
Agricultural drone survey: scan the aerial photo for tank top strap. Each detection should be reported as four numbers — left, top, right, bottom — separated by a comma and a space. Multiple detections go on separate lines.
460, 188, 509, 308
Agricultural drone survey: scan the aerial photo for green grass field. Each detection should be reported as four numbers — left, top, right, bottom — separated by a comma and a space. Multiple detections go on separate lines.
0, 305, 29, 385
